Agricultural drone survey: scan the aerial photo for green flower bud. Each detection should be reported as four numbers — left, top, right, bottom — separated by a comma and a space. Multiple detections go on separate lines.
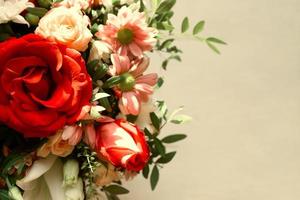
63, 159, 79, 187
25, 13, 40, 26
8, 186, 23, 200
119, 73, 136, 92
64, 178, 84, 200
38, 0, 51, 8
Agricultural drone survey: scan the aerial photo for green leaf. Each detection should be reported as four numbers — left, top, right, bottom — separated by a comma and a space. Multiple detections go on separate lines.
142, 164, 150, 179
154, 138, 166, 156
193, 20, 205, 35
150, 112, 161, 130
162, 134, 187, 143
139, 0, 146, 12
171, 114, 192, 124
0, 189, 9, 200
206, 41, 220, 54
156, 0, 176, 14
162, 59, 168, 70
26, 7, 48, 17
99, 97, 112, 112
93, 63, 108, 80
104, 76, 122, 88
0, 33, 11, 42
104, 185, 129, 195
126, 115, 138, 123
206, 37, 227, 45
105, 192, 120, 200
150, 165, 159, 190
159, 39, 174, 50
156, 151, 177, 164
181, 17, 189, 33
156, 77, 164, 88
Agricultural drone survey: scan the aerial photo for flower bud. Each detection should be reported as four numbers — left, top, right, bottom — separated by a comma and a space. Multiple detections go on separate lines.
64, 178, 84, 200
25, 13, 40, 26
38, 0, 51, 8
63, 159, 79, 187
119, 73, 136, 92
8, 186, 23, 200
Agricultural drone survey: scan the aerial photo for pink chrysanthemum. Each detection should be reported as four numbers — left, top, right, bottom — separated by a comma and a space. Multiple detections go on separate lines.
96, 6, 158, 57
109, 54, 158, 115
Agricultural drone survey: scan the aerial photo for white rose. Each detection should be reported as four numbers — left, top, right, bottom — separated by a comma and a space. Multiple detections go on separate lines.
35, 7, 92, 51
0, 0, 34, 26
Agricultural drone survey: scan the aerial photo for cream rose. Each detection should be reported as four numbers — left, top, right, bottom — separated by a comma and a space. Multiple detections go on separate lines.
35, 6, 92, 51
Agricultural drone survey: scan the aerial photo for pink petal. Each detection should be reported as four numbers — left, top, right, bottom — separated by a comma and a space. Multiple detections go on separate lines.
68, 127, 83, 146
134, 83, 153, 94
136, 73, 158, 86
62, 126, 77, 140
120, 92, 141, 115
84, 124, 96, 149
111, 54, 131, 75
130, 57, 150, 77
129, 43, 143, 57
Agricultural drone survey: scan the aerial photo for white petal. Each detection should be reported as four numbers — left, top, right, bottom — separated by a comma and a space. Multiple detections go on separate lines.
17, 155, 57, 190
44, 158, 66, 200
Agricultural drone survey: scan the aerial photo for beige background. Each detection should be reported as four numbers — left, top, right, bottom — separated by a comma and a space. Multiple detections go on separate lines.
124, 0, 300, 199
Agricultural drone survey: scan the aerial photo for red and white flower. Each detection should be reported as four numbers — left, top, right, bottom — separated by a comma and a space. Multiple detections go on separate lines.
96, 6, 157, 57
95, 119, 149, 172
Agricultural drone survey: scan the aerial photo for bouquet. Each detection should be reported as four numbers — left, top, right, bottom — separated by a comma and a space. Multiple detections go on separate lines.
0, 0, 225, 199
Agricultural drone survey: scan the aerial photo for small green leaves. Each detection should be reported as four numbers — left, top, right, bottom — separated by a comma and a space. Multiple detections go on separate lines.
156, 77, 164, 89
162, 134, 187, 143
156, 151, 176, 164
171, 114, 192, 124
104, 185, 129, 195
0, 189, 9, 200
205, 37, 227, 54
193, 20, 205, 35
181, 17, 189, 33
150, 112, 161, 130
206, 37, 227, 45
150, 165, 159, 190
154, 138, 166, 156
156, 0, 176, 14
142, 164, 150, 179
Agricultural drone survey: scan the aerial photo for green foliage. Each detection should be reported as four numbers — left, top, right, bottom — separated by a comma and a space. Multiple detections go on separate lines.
181, 17, 189, 33
104, 185, 129, 195
162, 134, 187, 143
150, 112, 161, 130
193, 21, 205, 35
156, 0, 176, 14
142, 101, 189, 190
150, 165, 159, 190
156, 151, 176, 164
171, 114, 192, 124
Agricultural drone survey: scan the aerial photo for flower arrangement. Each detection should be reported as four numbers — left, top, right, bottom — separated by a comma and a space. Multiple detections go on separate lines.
0, 0, 225, 199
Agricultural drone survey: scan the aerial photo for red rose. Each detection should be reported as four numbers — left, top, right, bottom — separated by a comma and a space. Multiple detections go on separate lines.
95, 119, 150, 172
0, 34, 92, 137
